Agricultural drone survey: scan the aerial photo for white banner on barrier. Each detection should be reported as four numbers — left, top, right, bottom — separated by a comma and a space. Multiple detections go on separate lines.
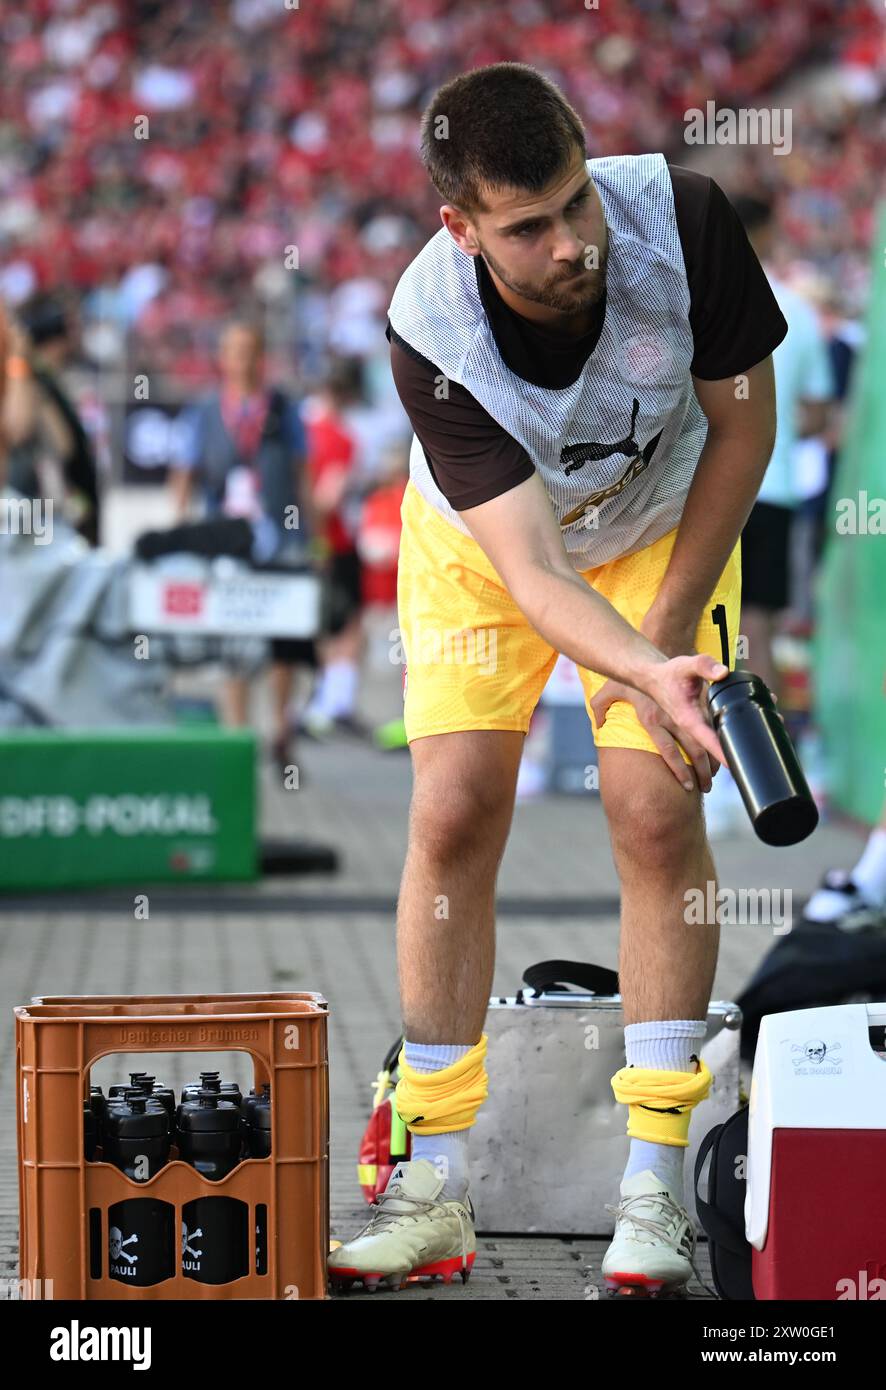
128, 563, 321, 637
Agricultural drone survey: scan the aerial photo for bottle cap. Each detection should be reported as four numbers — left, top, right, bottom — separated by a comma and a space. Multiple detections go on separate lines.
708, 670, 772, 718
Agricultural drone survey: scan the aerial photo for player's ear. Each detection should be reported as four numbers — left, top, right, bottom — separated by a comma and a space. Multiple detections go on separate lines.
440, 206, 479, 256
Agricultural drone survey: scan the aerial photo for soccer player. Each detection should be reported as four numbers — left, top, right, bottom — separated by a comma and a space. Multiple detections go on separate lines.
329, 62, 786, 1297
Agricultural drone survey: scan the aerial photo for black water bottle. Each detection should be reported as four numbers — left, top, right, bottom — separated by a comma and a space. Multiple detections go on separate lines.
107, 1079, 168, 1131
178, 1089, 249, 1285
83, 1101, 97, 1161
178, 1073, 222, 1130
104, 1091, 171, 1179
243, 1086, 271, 1276
88, 1086, 105, 1153
109, 1073, 168, 1114
708, 671, 819, 846
109, 1070, 152, 1099
104, 1093, 174, 1286
180, 1070, 221, 1104
217, 1077, 243, 1110
180, 1071, 242, 1113
177, 1073, 212, 1131
130, 1074, 176, 1121
243, 1084, 272, 1157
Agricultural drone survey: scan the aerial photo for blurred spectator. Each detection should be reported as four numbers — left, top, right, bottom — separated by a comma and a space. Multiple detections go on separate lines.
356, 439, 410, 751
169, 316, 314, 763
804, 787, 886, 931
300, 358, 366, 735
794, 273, 864, 566
733, 193, 835, 698
0, 0, 879, 398
1, 293, 100, 543
357, 440, 409, 611
0, 299, 9, 478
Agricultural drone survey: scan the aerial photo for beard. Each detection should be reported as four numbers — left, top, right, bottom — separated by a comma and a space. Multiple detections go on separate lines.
478, 239, 608, 315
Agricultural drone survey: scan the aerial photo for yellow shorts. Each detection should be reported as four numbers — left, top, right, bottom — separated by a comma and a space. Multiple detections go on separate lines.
397, 480, 741, 755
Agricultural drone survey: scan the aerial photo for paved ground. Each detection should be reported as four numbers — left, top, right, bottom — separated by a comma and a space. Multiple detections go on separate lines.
0, 663, 866, 1300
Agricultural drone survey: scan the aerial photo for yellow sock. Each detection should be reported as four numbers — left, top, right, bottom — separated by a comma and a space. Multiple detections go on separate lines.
610, 1057, 713, 1147
394, 1033, 489, 1134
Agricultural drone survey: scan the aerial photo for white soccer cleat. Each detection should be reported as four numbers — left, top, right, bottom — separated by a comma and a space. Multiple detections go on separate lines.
328, 1158, 476, 1293
803, 868, 885, 931
601, 1169, 701, 1298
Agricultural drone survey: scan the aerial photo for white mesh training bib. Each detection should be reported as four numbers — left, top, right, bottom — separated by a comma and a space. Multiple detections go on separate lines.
388, 152, 709, 569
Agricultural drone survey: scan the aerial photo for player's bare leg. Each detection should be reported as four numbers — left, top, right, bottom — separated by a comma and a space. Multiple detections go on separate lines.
599, 746, 719, 1023
398, 729, 524, 1041
597, 745, 718, 1298
329, 729, 523, 1292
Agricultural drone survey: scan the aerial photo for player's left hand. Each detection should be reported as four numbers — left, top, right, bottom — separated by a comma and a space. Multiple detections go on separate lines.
640, 606, 720, 787
590, 661, 722, 793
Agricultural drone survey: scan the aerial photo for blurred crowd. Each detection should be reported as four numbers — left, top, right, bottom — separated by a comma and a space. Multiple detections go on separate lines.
0, 0, 883, 771
0, 0, 881, 390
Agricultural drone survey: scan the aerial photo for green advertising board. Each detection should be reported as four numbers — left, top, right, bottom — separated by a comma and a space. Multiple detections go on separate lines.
0, 729, 257, 891
813, 201, 886, 826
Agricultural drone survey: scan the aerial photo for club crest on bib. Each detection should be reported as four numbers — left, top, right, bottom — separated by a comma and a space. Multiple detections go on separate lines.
617, 333, 674, 385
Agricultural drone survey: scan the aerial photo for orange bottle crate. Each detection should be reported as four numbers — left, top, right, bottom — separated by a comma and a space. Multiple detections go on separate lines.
15, 991, 329, 1300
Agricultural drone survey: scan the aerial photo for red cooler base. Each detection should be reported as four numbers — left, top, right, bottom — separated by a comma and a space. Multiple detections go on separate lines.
753, 1129, 886, 1299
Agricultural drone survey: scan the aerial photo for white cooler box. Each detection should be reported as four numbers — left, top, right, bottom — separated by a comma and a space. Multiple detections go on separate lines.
746, 1000, 886, 1299
470, 974, 742, 1236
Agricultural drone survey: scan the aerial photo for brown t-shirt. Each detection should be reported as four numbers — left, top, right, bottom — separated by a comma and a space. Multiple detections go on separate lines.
387, 164, 789, 511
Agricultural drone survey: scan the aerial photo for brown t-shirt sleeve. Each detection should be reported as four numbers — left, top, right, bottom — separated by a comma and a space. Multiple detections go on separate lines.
387, 324, 535, 510
669, 164, 788, 379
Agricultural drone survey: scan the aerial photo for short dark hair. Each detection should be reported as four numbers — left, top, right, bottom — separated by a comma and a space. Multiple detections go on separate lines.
222, 315, 266, 351
21, 292, 68, 346
419, 63, 588, 216
325, 356, 364, 405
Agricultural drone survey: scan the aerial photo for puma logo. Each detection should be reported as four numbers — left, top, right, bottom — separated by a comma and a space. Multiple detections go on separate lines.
561, 398, 643, 476
558, 398, 663, 527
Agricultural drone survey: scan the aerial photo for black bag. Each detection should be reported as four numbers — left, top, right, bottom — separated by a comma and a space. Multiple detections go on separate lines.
136, 516, 254, 562
694, 1105, 754, 1300
736, 918, 886, 1062
521, 959, 619, 997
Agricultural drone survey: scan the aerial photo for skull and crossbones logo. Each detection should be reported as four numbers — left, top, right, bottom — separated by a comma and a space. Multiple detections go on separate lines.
182, 1224, 203, 1260
791, 1038, 841, 1067
109, 1227, 139, 1264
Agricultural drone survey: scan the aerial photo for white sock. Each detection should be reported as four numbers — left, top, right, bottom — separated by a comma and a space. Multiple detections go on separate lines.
303, 669, 332, 721
323, 660, 359, 718
401, 1041, 473, 1201
851, 828, 886, 907
621, 1019, 707, 1200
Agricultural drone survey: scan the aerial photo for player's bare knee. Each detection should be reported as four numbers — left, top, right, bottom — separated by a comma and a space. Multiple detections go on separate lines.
605, 778, 703, 876
410, 771, 515, 867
